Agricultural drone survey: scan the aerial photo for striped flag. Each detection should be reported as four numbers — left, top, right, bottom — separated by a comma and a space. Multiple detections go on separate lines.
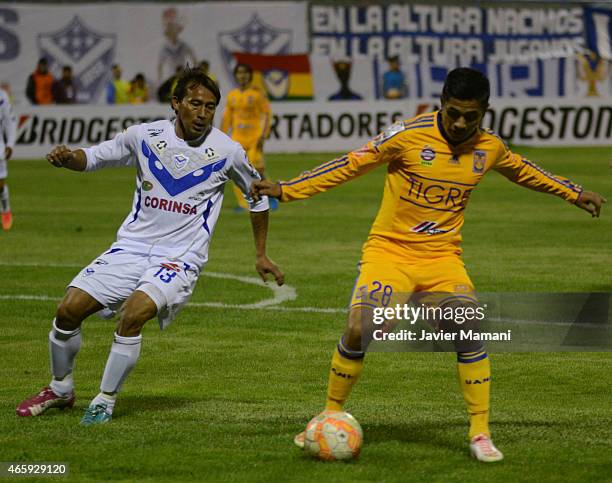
233, 52, 313, 100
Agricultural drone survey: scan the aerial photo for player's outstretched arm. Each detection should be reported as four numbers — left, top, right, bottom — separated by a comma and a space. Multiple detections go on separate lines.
46, 145, 87, 171
250, 209, 284, 286
574, 191, 606, 218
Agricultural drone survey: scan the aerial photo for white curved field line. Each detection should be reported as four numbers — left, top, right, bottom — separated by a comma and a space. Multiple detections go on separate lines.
0, 261, 345, 314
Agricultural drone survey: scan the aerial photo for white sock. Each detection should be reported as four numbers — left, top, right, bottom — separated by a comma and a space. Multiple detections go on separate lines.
49, 374, 74, 398
48, 319, 81, 394
90, 392, 116, 414
0, 185, 9, 212
100, 332, 142, 395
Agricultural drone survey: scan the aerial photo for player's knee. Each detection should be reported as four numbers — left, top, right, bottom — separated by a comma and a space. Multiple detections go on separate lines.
344, 308, 368, 351
438, 298, 484, 353
55, 301, 84, 331
117, 310, 148, 337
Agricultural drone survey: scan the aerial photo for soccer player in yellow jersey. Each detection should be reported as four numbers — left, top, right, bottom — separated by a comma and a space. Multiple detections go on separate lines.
222, 63, 275, 211
252, 68, 606, 462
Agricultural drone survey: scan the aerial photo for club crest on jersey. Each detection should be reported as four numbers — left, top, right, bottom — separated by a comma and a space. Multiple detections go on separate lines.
473, 151, 486, 173
142, 181, 153, 191
174, 154, 189, 170
420, 146, 436, 166
141, 141, 226, 197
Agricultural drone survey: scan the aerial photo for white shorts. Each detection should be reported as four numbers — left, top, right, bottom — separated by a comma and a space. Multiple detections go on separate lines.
69, 247, 199, 330
0, 158, 7, 179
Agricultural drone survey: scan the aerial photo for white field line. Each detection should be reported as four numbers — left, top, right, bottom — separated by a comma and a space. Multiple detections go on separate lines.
1, 262, 602, 325
0, 261, 345, 314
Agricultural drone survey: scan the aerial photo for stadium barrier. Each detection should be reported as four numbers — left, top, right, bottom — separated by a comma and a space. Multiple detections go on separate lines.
13, 98, 612, 159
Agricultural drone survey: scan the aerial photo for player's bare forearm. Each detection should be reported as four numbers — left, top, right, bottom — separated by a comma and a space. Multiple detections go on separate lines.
46, 146, 87, 171
249, 209, 284, 285
575, 190, 606, 218
250, 209, 269, 257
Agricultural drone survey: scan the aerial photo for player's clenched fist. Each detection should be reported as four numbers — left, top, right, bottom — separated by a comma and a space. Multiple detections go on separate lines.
46, 145, 75, 168
250, 180, 282, 202
46, 145, 87, 171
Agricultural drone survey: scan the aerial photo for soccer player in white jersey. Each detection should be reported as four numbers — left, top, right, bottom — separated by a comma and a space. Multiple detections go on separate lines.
0, 87, 17, 231
16, 68, 284, 425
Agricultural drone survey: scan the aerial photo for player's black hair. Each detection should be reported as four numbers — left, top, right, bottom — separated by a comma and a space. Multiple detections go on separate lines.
233, 63, 253, 79
173, 66, 221, 106
441, 67, 490, 107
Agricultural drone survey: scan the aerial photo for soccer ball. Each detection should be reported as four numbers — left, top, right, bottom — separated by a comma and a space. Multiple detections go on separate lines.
304, 411, 363, 461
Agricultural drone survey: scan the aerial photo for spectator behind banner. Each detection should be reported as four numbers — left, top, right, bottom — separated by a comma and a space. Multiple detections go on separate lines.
198, 60, 216, 83
157, 66, 183, 103
129, 73, 149, 104
26, 58, 54, 105
106, 64, 130, 104
328, 60, 362, 101
53, 65, 77, 104
382, 55, 406, 99
157, 7, 196, 85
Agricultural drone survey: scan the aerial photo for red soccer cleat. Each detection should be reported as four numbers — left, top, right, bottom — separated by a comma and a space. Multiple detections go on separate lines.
16, 386, 75, 417
1, 211, 12, 231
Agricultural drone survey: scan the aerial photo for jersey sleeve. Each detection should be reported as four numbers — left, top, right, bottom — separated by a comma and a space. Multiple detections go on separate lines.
83, 124, 139, 171
492, 143, 582, 203
279, 121, 404, 202
1, 93, 16, 149
228, 146, 270, 212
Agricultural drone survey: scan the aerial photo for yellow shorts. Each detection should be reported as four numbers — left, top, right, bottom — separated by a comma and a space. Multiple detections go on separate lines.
349, 257, 475, 309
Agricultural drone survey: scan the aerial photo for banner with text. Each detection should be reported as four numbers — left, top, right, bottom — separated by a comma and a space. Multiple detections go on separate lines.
309, 3, 612, 100
12, 99, 612, 159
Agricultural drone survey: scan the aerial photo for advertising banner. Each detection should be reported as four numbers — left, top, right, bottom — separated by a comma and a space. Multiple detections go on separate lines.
13, 98, 612, 159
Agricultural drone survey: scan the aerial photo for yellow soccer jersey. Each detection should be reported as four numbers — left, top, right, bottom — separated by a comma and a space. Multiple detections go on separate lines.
221, 86, 271, 143
280, 111, 582, 262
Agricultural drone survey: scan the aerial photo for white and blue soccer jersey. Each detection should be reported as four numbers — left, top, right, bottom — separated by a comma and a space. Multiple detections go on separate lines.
83, 120, 269, 270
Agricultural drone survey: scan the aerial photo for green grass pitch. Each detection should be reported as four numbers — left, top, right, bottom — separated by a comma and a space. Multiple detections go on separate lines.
0, 149, 610, 482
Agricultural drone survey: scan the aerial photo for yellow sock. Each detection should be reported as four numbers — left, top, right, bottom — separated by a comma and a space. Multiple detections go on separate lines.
457, 350, 491, 439
233, 184, 249, 209
325, 345, 364, 411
